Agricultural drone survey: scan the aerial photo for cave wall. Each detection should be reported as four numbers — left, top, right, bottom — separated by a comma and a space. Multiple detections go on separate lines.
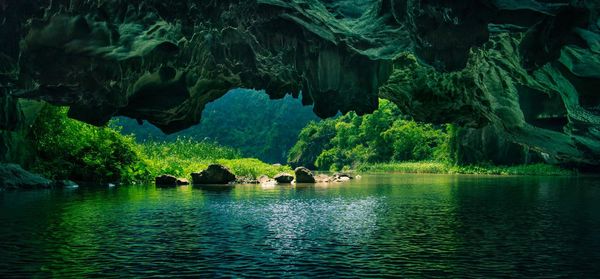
1, 0, 599, 167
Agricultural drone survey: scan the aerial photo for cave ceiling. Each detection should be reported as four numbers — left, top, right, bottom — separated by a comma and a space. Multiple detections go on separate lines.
0, 0, 599, 166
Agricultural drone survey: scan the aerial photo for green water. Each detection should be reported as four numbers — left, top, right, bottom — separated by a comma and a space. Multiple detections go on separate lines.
1, 174, 599, 277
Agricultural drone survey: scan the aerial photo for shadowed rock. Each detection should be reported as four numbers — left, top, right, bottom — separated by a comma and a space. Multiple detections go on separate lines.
294, 167, 316, 183
1, 0, 599, 167
274, 173, 294, 184
333, 172, 353, 181
155, 175, 189, 187
0, 163, 52, 190
191, 165, 236, 185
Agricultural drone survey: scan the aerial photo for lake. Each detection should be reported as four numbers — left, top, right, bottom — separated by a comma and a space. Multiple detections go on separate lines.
1, 174, 599, 277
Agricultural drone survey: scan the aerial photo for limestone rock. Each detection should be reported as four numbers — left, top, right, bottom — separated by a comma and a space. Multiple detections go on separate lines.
54, 180, 79, 188
1, 0, 599, 168
294, 167, 316, 183
333, 172, 353, 180
274, 173, 294, 184
177, 178, 190, 185
257, 175, 272, 184
315, 174, 333, 183
191, 165, 236, 185
236, 177, 259, 184
155, 175, 189, 187
0, 163, 52, 190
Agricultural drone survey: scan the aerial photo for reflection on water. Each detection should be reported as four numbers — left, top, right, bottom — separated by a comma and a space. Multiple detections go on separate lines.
1, 174, 600, 277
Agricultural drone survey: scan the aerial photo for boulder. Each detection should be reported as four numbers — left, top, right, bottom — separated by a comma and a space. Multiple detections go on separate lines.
274, 173, 294, 184
335, 176, 351, 182
155, 175, 189, 187
0, 163, 52, 190
176, 178, 190, 185
333, 172, 353, 180
315, 174, 332, 183
257, 175, 271, 183
191, 164, 236, 185
155, 174, 177, 186
294, 167, 316, 183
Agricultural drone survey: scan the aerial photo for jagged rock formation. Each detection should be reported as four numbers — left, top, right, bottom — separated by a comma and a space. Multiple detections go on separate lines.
0, 163, 53, 190
0, 1, 599, 166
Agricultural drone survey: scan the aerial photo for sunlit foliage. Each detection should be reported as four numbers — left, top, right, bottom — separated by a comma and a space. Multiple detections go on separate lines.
289, 99, 453, 171
28, 106, 290, 183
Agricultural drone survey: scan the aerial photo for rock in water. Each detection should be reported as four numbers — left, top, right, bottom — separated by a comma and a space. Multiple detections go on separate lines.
0, 163, 52, 190
257, 175, 271, 184
155, 175, 178, 187
54, 180, 79, 188
176, 178, 190, 185
315, 174, 333, 183
235, 177, 259, 184
274, 173, 294, 184
333, 172, 353, 180
294, 167, 316, 183
155, 175, 188, 187
191, 165, 236, 185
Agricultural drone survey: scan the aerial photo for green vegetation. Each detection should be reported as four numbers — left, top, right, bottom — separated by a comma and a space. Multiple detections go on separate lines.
140, 139, 291, 180
114, 89, 318, 164
289, 99, 573, 176
289, 99, 452, 171
28, 106, 290, 183
27, 100, 572, 183
29, 106, 144, 183
360, 162, 573, 176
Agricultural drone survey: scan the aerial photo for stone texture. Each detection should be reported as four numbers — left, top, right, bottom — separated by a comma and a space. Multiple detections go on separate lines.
294, 167, 316, 183
155, 174, 189, 187
274, 173, 294, 184
0, 1, 598, 167
191, 164, 236, 185
0, 163, 52, 190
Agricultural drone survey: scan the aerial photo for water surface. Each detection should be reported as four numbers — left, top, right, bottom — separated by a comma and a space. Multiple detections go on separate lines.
1, 174, 599, 277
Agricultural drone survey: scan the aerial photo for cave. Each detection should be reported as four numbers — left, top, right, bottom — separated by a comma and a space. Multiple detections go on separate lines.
1, 0, 599, 168
3, 1, 600, 277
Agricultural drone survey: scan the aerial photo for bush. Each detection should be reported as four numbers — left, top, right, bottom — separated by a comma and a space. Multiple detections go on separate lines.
291, 99, 453, 171
28, 106, 146, 182
27, 105, 291, 183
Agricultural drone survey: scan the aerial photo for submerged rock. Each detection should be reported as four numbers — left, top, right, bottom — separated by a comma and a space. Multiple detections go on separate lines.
315, 174, 333, 183
335, 176, 351, 182
294, 167, 316, 183
155, 175, 177, 187
54, 180, 79, 188
274, 173, 294, 184
257, 175, 274, 184
177, 178, 190, 185
155, 174, 189, 187
191, 164, 236, 185
333, 173, 353, 180
236, 176, 259, 184
0, 163, 52, 190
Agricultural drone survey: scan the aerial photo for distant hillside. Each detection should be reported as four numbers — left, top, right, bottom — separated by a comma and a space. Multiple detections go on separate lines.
113, 89, 319, 163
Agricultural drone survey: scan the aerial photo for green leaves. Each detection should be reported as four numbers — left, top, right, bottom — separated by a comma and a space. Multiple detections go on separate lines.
28, 105, 145, 183
291, 99, 454, 171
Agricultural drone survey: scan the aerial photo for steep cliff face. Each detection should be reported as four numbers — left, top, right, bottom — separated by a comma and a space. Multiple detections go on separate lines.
1, 0, 599, 166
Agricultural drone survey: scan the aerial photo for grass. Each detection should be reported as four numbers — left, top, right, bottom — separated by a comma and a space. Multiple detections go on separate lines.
359, 162, 574, 176
139, 138, 291, 181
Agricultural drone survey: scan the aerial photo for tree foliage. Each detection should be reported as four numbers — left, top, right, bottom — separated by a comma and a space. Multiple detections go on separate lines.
288, 99, 453, 171
28, 106, 145, 182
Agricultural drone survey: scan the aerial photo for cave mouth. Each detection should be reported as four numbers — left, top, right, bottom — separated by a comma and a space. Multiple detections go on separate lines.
113, 88, 320, 164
